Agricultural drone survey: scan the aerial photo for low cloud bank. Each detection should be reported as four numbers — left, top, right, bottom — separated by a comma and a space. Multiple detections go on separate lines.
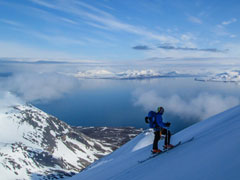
1, 72, 79, 103
0, 91, 23, 109
133, 90, 240, 121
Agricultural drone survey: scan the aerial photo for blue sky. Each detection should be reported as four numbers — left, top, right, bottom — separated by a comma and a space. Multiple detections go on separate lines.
0, 0, 240, 62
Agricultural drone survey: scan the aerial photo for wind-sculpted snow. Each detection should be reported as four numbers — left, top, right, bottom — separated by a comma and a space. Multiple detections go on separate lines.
74, 69, 195, 79
69, 105, 240, 180
195, 70, 240, 83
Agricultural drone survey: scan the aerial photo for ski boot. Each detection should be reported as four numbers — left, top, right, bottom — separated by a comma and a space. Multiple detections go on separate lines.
152, 149, 162, 154
163, 144, 174, 150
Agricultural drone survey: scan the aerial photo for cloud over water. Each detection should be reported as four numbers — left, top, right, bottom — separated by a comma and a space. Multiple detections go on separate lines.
133, 90, 240, 121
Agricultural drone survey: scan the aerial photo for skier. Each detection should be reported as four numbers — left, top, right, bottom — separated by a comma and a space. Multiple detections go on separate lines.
145, 107, 173, 153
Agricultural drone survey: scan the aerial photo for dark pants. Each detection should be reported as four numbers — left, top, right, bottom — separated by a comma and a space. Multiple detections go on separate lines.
153, 128, 171, 150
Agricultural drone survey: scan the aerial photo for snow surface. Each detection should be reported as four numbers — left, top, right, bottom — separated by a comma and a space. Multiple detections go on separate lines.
69, 105, 240, 180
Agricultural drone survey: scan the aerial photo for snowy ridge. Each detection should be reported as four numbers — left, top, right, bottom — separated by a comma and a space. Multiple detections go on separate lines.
69, 105, 240, 180
195, 70, 240, 83
0, 92, 113, 179
74, 69, 194, 79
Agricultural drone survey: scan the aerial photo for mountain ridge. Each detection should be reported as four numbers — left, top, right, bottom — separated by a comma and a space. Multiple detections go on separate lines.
0, 92, 142, 179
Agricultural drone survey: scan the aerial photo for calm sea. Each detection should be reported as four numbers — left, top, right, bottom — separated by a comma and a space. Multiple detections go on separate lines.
33, 77, 240, 133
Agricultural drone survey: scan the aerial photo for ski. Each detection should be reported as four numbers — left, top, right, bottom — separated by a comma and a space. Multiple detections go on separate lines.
138, 137, 194, 164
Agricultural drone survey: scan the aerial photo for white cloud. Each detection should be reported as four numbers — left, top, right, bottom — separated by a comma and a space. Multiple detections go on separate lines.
188, 16, 202, 24
29, 0, 179, 44
1, 72, 79, 102
74, 1, 114, 18
0, 19, 22, 27
222, 18, 237, 25
59, 17, 78, 25
28, 7, 79, 25
29, 0, 57, 9
180, 34, 195, 41
0, 91, 23, 109
230, 34, 237, 38
2, 0, 237, 62
222, 43, 240, 58
27, 31, 85, 46
214, 18, 237, 39
133, 90, 240, 121
214, 25, 237, 38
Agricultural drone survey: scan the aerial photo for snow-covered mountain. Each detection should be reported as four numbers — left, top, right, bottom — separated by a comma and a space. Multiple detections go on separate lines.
74, 69, 195, 79
0, 92, 111, 179
0, 92, 141, 179
69, 104, 240, 180
195, 70, 240, 83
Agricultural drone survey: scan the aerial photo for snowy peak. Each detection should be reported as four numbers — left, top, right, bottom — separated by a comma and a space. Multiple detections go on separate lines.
0, 93, 113, 179
195, 70, 240, 83
0, 92, 142, 179
69, 105, 240, 180
74, 69, 195, 79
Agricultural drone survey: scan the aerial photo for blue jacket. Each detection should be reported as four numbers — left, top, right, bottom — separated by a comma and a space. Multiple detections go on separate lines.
155, 112, 167, 128
148, 111, 167, 130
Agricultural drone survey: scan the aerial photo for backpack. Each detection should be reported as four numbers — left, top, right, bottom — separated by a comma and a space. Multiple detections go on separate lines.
145, 111, 156, 128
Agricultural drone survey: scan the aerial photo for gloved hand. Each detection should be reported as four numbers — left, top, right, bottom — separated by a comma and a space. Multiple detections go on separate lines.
145, 117, 149, 123
165, 122, 171, 127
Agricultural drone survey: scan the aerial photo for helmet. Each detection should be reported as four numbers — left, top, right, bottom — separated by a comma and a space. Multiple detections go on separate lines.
157, 107, 164, 114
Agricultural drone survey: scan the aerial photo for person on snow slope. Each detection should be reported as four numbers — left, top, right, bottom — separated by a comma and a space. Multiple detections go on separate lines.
145, 107, 173, 153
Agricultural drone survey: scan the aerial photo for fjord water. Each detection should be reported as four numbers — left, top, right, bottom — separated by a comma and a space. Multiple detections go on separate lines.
33, 77, 240, 133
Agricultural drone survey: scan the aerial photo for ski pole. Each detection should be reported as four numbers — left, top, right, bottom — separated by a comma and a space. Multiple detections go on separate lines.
166, 127, 170, 147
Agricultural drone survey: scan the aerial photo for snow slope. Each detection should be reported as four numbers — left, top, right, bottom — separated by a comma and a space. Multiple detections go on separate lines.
69, 105, 240, 180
